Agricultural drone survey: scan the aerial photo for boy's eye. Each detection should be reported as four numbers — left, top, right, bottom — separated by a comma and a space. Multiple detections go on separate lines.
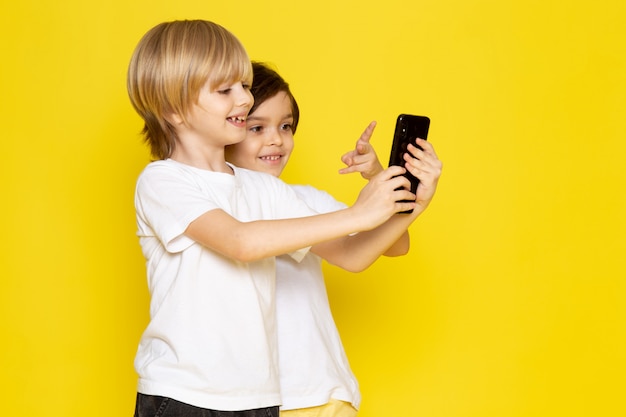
280, 123, 293, 132
249, 126, 262, 133
218, 81, 250, 94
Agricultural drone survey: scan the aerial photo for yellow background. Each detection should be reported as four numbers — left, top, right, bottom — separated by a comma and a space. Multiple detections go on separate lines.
2, 1, 625, 416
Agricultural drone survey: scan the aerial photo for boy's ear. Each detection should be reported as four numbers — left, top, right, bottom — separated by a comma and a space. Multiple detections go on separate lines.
166, 112, 184, 125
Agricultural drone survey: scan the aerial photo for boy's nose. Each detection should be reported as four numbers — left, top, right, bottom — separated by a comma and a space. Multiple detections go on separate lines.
268, 129, 282, 146
236, 86, 253, 107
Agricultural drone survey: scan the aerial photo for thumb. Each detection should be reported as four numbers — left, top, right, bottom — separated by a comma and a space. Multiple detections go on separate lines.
356, 142, 371, 156
341, 152, 354, 166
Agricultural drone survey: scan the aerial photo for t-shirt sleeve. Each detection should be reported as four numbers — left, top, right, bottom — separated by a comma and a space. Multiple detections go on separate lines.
135, 164, 220, 253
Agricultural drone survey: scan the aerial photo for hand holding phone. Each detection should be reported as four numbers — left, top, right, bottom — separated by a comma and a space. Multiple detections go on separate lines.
388, 114, 430, 213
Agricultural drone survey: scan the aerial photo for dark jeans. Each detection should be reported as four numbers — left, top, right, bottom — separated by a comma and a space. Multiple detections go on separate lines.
134, 393, 279, 417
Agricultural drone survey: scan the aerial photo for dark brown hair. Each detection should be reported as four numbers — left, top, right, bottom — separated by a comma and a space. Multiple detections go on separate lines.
249, 62, 300, 133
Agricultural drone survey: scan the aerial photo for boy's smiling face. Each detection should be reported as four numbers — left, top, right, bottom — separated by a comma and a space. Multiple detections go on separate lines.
174, 80, 254, 152
225, 91, 295, 178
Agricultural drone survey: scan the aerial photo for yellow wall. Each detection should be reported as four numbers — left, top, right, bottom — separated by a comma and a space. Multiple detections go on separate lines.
2, 1, 624, 416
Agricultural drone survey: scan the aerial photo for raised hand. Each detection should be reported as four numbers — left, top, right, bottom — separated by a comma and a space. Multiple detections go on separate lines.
339, 121, 384, 180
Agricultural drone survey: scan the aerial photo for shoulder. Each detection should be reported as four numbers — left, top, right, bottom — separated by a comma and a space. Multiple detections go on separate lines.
231, 164, 275, 181
138, 160, 236, 189
230, 165, 321, 218
289, 184, 347, 213
137, 159, 192, 185
231, 164, 291, 191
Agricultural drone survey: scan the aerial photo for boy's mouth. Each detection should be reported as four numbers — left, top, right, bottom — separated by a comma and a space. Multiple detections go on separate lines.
227, 116, 247, 125
259, 155, 282, 162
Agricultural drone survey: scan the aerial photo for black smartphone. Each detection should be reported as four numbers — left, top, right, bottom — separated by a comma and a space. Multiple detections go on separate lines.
388, 114, 430, 213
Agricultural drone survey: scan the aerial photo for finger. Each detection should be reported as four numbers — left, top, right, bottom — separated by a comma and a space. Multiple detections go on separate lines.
387, 172, 413, 191
394, 201, 417, 214
338, 165, 360, 175
341, 152, 354, 166
356, 121, 377, 145
378, 165, 407, 180
404, 157, 429, 175
393, 189, 417, 204
413, 139, 438, 157
405, 145, 436, 167
403, 151, 420, 167
356, 142, 366, 155
396, 190, 416, 202
406, 145, 442, 175
406, 160, 440, 183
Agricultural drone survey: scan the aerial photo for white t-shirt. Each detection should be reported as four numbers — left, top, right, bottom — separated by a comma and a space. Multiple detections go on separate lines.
133, 160, 314, 411
276, 185, 361, 410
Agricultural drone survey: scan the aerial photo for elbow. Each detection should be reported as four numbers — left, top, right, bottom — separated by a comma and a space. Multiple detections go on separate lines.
233, 249, 267, 264
347, 264, 369, 273
224, 241, 266, 263
384, 235, 410, 257
232, 252, 259, 263
349, 258, 377, 272
385, 246, 410, 257
398, 247, 410, 256
342, 264, 365, 273
331, 258, 376, 273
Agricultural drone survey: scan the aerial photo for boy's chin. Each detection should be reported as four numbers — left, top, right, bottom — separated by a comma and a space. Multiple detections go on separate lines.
256, 163, 283, 178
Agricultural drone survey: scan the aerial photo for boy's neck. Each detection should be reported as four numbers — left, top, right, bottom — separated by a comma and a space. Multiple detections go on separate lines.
171, 146, 233, 174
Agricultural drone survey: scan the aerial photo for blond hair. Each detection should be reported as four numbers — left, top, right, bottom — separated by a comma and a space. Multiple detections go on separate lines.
127, 20, 253, 160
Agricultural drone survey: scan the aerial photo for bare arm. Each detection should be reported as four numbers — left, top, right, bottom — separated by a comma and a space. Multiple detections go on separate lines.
311, 210, 418, 272
315, 137, 442, 272
185, 166, 416, 263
